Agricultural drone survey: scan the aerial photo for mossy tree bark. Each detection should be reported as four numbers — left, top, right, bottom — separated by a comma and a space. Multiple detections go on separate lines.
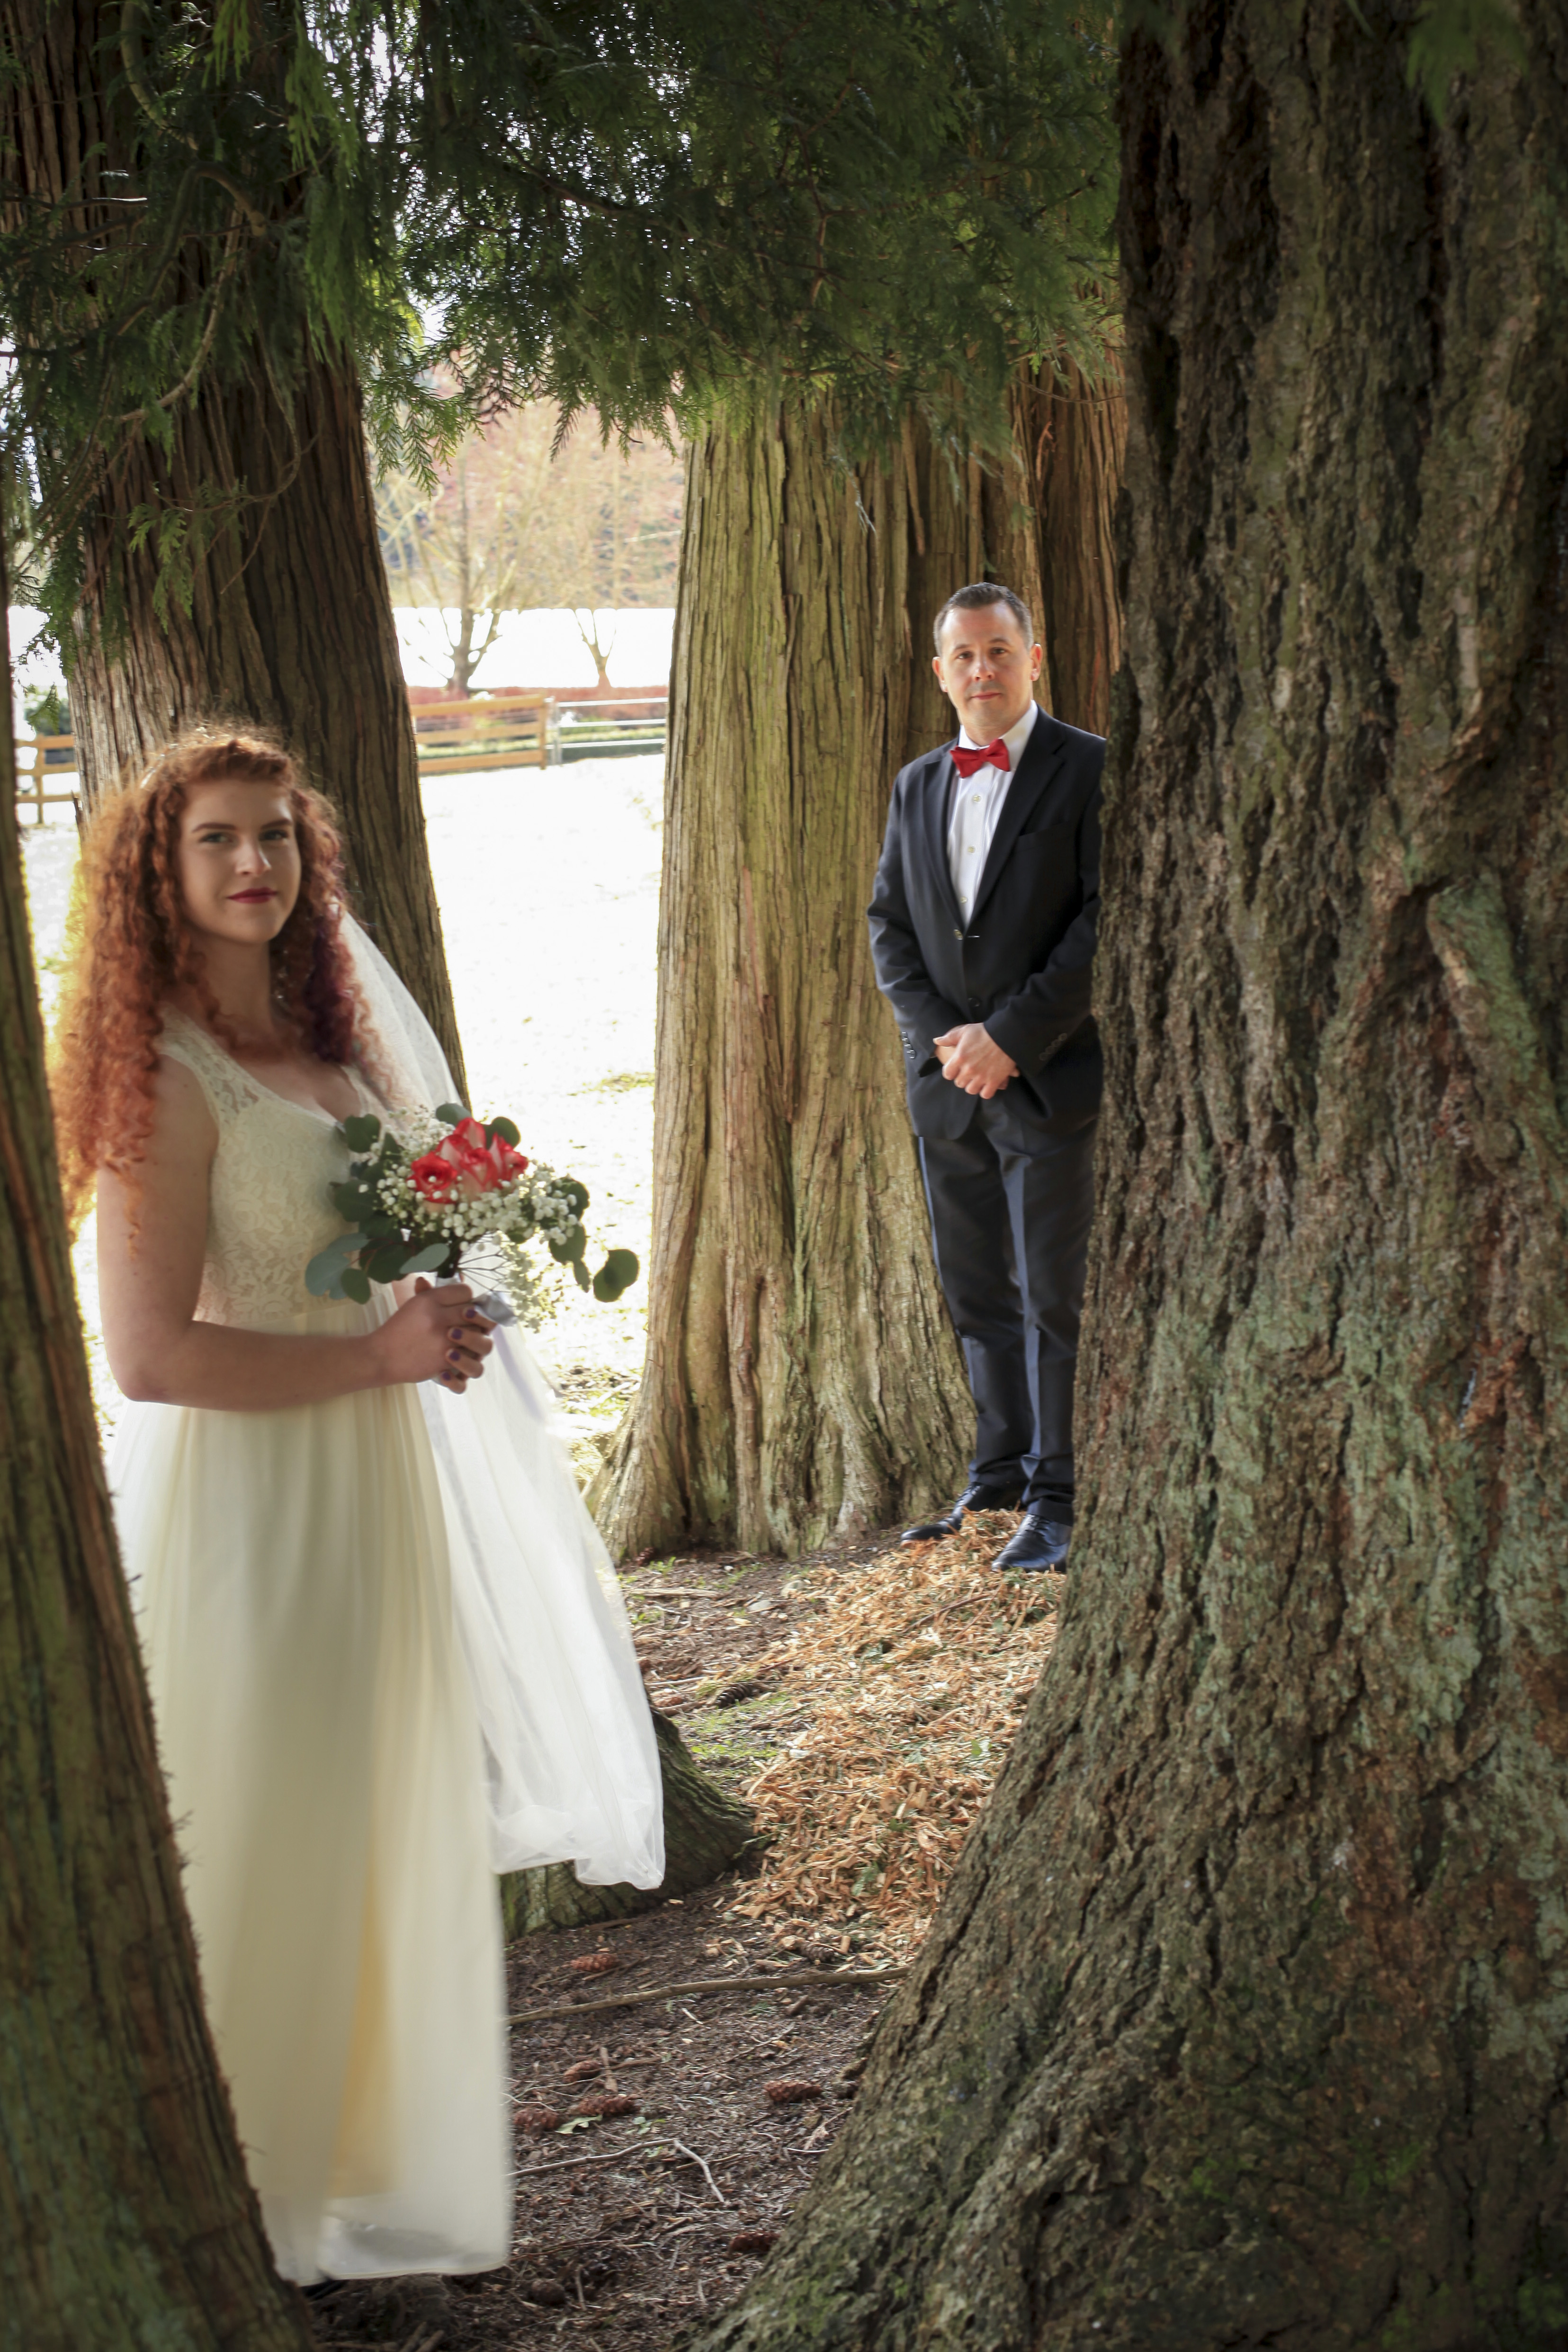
0, 0, 465, 1088
500, 1709, 759, 1937
0, 575, 309, 2348
597, 397, 1118, 1560
701, 8, 1568, 2348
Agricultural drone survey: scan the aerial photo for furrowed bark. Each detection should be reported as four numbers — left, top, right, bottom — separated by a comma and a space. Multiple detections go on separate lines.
598, 399, 1109, 1560
0, 0, 465, 1088
0, 557, 309, 2349
1021, 350, 1128, 734
500, 1709, 758, 1937
699, 4, 1568, 2346
66, 361, 466, 1091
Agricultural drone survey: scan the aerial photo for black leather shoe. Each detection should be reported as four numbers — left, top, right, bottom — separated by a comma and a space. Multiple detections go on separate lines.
993, 1510, 1071, 1572
900, 1481, 1023, 1545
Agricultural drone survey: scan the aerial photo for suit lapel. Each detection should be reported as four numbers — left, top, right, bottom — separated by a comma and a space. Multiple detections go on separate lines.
969, 711, 1065, 923
920, 743, 966, 928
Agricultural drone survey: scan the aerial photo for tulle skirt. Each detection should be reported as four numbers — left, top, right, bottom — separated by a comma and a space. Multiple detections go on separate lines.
111, 1298, 511, 2283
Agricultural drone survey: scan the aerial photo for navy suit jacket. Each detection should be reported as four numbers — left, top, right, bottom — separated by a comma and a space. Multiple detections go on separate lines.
867, 707, 1104, 1141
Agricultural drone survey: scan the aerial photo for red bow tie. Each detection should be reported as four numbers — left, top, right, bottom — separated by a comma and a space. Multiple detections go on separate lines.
952, 737, 1011, 778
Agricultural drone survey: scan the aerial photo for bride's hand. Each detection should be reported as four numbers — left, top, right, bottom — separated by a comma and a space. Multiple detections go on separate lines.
369, 1278, 495, 1393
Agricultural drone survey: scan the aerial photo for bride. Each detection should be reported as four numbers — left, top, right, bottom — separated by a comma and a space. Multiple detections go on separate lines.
50, 727, 663, 2284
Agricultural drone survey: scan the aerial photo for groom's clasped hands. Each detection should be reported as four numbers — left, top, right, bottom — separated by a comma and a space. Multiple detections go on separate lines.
933, 1022, 1019, 1099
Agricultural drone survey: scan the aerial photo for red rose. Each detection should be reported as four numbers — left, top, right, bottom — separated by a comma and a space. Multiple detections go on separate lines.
411, 1116, 529, 1204
410, 1147, 459, 1202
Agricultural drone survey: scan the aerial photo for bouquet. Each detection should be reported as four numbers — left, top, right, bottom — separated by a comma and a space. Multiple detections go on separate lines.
305, 1101, 639, 1309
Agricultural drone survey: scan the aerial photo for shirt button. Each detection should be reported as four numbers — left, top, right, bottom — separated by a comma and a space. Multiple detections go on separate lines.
972, 792, 981, 803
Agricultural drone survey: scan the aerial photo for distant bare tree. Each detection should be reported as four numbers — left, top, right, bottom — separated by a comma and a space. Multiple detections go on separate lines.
378, 404, 683, 691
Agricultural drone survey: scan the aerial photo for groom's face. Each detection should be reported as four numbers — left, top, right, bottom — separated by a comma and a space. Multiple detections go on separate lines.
932, 604, 1043, 740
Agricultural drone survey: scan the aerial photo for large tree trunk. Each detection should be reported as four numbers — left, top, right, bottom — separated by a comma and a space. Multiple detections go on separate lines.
1022, 350, 1128, 734
1, 0, 466, 1087
597, 398, 1117, 1560
0, 574, 309, 2349
700, 9, 1568, 2348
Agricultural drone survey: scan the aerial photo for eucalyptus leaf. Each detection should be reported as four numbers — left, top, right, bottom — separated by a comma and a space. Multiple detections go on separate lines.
367, 1240, 412, 1285
402, 1241, 451, 1275
592, 1248, 641, 1303
339, 1113, 383, 1153
548, 1223, 587, 1264
340, 1267, 372, 1306
435, 1102, 469, 1126
305, 1230, 367, 1298
571, 1257, 591, 1291
488, 1115, 521, 1147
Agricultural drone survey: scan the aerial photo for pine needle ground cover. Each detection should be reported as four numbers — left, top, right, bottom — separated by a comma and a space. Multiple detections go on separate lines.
714, 1521, 1059, 1952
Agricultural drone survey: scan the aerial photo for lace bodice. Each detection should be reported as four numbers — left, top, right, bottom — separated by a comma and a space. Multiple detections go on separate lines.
157, 1012, 371, 1329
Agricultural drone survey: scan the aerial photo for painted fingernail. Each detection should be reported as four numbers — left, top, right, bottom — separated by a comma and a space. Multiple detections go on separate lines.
447, 1348, 462, 1364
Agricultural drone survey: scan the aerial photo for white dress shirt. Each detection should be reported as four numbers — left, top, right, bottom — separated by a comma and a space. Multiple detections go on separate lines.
946, 700, 1039, 924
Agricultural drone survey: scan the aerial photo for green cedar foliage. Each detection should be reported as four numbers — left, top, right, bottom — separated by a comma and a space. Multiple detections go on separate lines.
383, 0, 1120, 449
0, 0, 1116, 640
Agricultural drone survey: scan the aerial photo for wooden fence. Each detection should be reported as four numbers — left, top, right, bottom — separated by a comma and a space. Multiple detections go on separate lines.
13, 733, 79, 824
13, 686, 670, 819
410, 690, 553, 772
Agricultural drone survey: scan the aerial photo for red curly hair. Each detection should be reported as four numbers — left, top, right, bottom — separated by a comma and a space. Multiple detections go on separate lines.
51, 727, 365, 1227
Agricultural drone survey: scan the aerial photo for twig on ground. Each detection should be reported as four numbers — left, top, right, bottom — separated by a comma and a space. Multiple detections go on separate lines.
509, 1966, 902, 2025
670, 2139, 729, 2205
627, 1586, 730, 1601
515, 2140, 662, 2178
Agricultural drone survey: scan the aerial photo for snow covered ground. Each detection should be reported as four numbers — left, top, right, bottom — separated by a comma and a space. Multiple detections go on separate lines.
22, 754, 663, 1462
394, 607, 674, 692
9, 605, 676, 719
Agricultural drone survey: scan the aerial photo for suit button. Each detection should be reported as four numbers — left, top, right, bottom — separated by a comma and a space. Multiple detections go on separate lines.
953, 927, 962, 940
969, 999, 980, 1012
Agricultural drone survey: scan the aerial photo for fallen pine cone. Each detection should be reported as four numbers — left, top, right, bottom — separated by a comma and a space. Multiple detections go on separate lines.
716, 1678, 768, 1708
570, 2092, 640, 2119
763, 2080, 823, 2105
516, 2105, 563, 2135
729, 2230, 779, 2255
526, 2279, 568, 2307
563, 2056, 603, 2082
567, 1952, 621, 1976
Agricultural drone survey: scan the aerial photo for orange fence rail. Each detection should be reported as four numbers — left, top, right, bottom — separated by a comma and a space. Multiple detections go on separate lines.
13, 733, 79, 824
12, 683, 672, 817
411, 690, 553, 772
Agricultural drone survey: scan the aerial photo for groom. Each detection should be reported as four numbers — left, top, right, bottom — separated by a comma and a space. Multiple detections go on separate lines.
868, 583, 1103, 1572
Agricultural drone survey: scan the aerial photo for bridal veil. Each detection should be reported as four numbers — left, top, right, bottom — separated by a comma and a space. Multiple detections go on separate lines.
344, 918, 664, 1892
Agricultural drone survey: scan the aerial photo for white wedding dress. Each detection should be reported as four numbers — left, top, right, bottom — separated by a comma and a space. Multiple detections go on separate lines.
108, 977, 663, 2285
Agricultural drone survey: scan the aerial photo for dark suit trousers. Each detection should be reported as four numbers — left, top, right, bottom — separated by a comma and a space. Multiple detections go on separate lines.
918, 1097, 1097, 1517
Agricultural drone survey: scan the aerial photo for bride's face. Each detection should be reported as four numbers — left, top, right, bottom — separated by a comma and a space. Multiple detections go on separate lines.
178, 778, 303, 950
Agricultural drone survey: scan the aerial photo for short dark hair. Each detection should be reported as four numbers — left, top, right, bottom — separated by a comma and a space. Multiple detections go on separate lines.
932, 581, 1033, 653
